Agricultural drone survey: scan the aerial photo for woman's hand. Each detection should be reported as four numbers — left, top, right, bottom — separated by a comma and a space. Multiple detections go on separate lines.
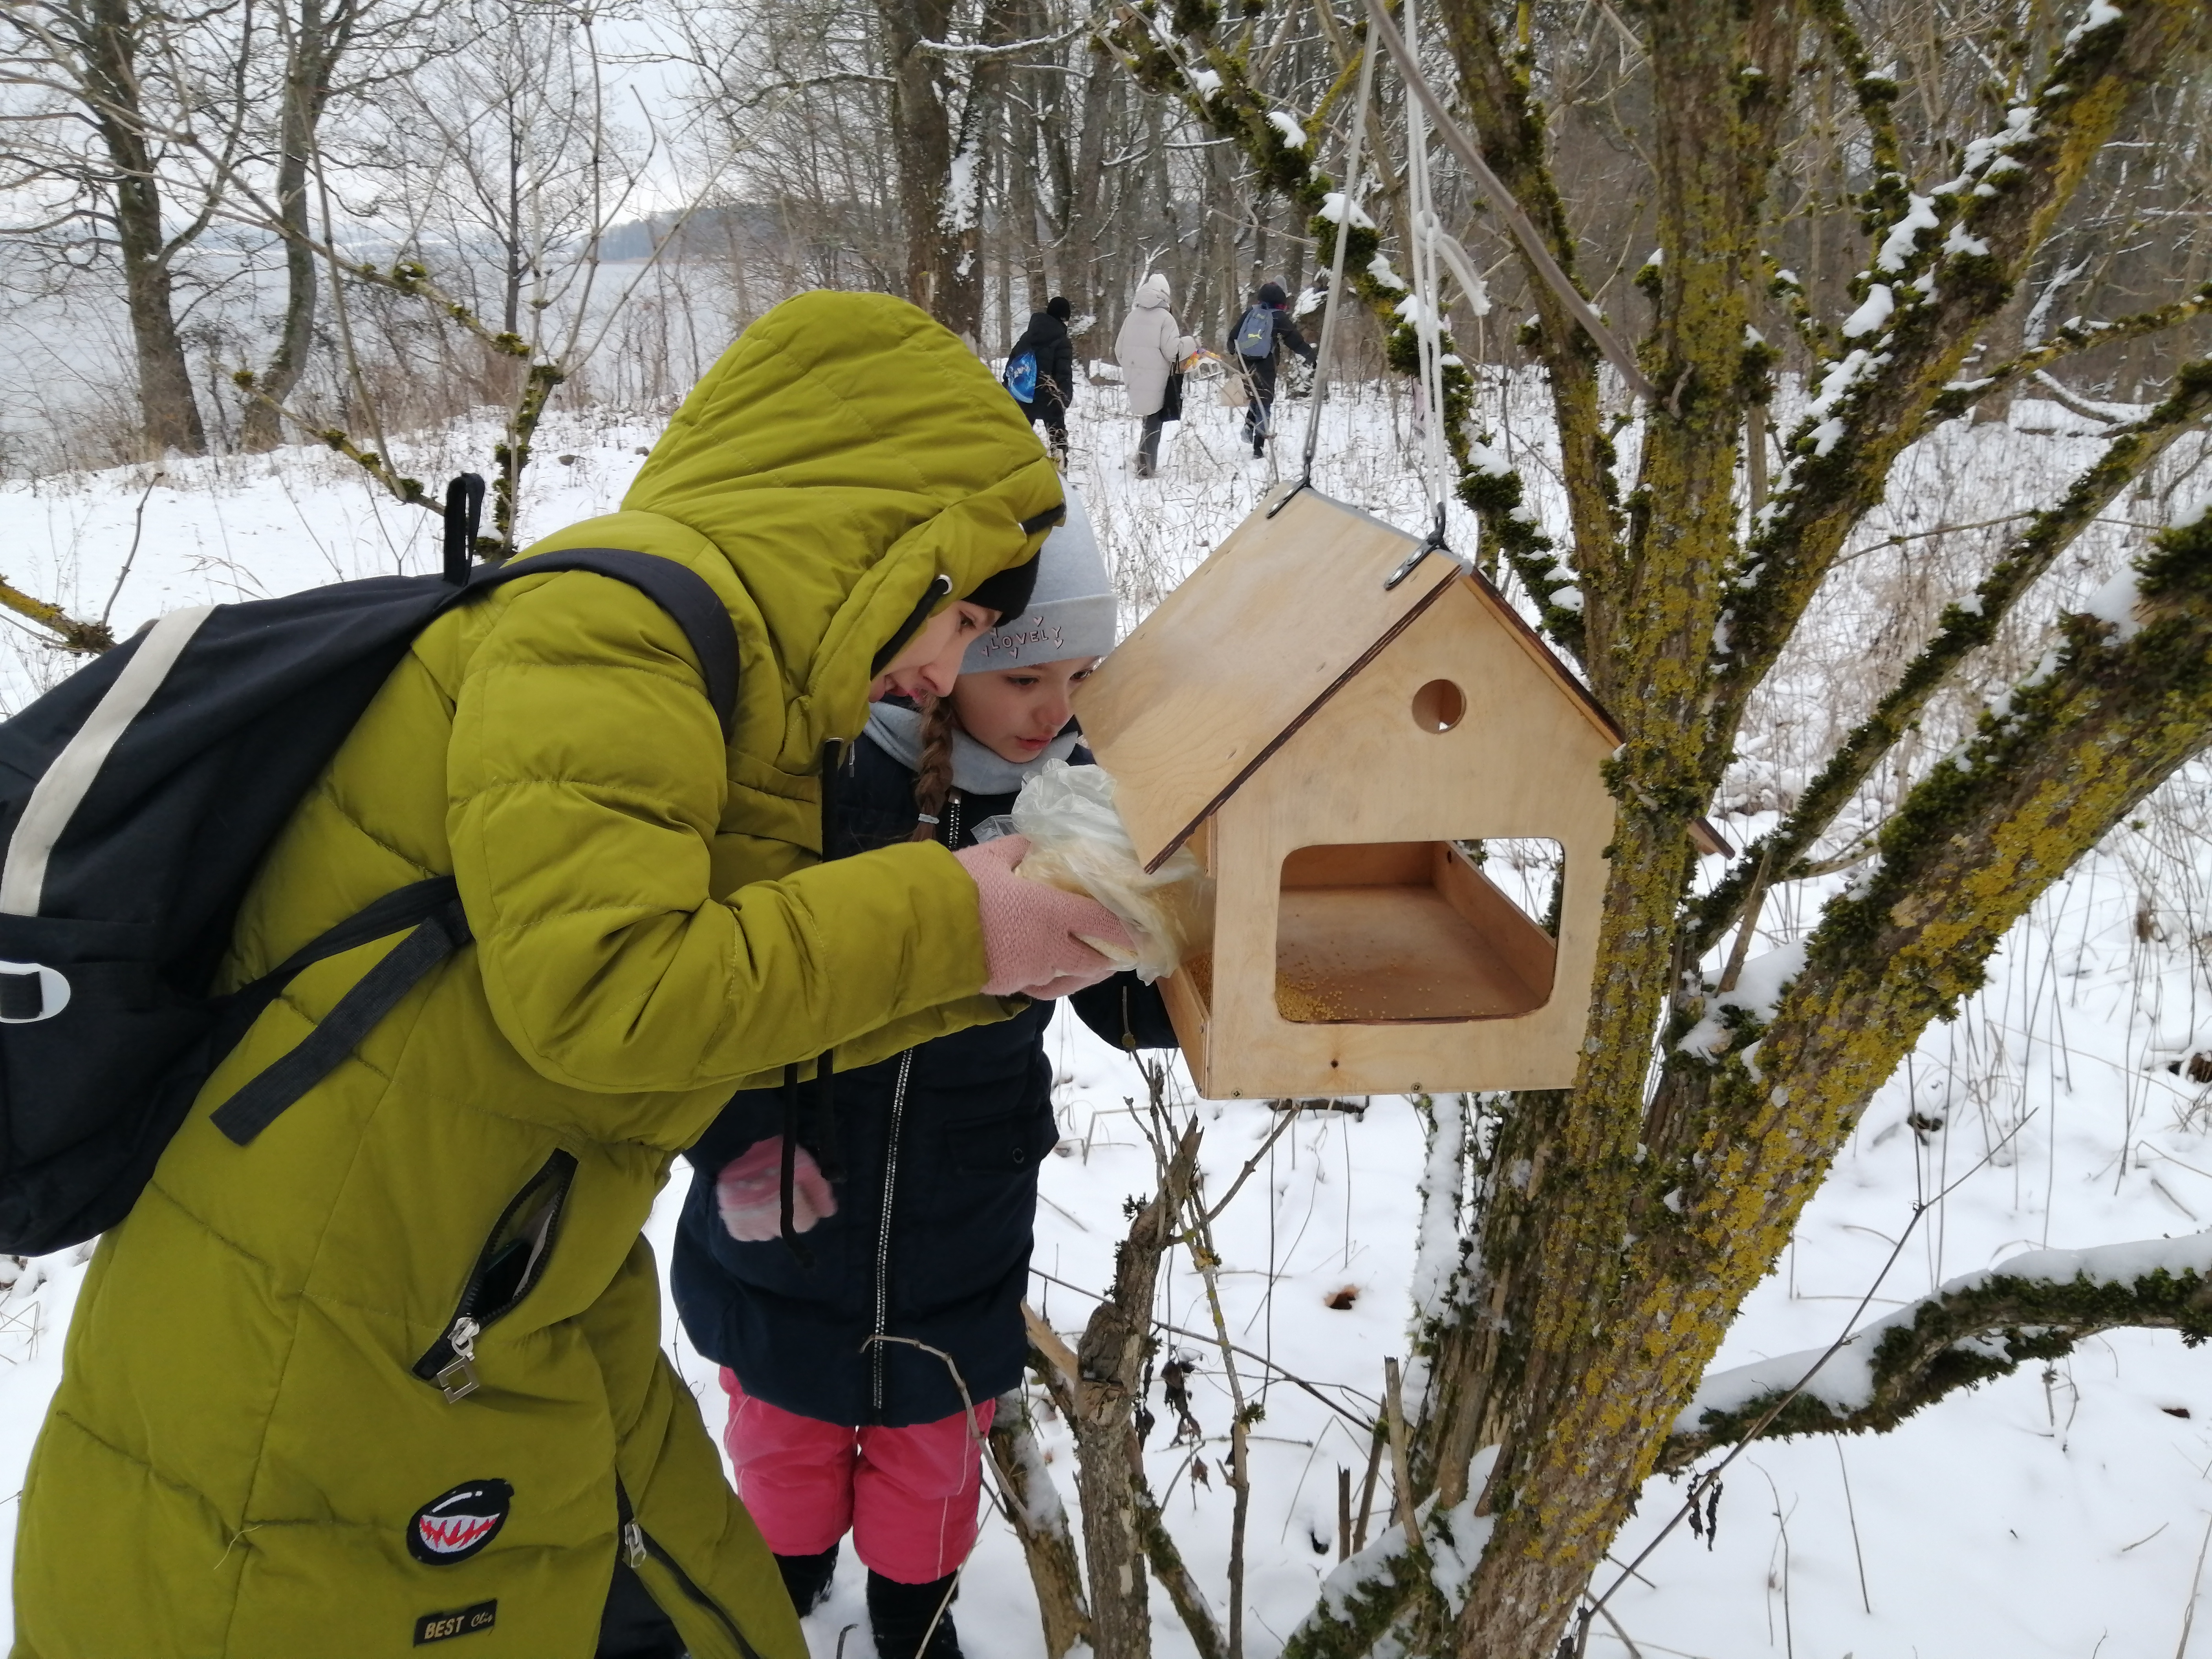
716, 1138, 837, 1241
955, 834, 1133, 998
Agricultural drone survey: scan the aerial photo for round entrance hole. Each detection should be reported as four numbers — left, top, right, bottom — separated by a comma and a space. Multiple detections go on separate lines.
1411, 679, 1466, 732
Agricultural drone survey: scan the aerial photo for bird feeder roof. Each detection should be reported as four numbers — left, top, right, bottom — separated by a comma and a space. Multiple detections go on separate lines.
1075, 484, 1727, 869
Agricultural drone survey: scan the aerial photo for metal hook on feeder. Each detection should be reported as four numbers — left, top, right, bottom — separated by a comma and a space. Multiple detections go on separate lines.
1384, 502, 1452, 591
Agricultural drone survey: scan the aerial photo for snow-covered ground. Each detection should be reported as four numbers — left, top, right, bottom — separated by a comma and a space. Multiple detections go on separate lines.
2, 370, 2208, 1657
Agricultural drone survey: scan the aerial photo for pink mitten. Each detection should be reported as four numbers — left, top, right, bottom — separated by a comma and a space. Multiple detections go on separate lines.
716, 1138, 837, 1242
954, 834, 1135, 998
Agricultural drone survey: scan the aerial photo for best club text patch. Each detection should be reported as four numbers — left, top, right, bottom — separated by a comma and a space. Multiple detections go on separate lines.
407, 1480, 513, 1566
414, 1600, 497, 1644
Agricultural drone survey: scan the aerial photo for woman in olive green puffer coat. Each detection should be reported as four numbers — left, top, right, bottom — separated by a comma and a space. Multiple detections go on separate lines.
11, 293, 1087, 1659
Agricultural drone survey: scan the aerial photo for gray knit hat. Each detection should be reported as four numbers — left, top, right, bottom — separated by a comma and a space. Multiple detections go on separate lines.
962, 487, 1117, 671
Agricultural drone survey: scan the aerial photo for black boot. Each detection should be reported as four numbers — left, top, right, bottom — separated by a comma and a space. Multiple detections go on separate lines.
866, 1569, 964, 1659
775, 1544, 839, 1617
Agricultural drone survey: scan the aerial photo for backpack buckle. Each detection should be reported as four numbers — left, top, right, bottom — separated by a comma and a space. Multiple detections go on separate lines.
0, 962, 70, 1024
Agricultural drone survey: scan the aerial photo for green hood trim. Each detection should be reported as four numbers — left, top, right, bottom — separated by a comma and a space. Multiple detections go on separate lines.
520, 292, 1062, 771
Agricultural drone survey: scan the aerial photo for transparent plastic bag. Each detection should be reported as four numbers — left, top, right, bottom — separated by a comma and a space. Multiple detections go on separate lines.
1005, 760, 1213, 983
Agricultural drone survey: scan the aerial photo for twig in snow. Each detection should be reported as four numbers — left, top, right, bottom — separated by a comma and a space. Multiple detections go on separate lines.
102, 471, 165, 629
2177, 1514, 2212, 1659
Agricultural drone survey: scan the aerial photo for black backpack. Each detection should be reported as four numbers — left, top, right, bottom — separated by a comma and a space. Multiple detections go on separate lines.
0, 478, 738, 1255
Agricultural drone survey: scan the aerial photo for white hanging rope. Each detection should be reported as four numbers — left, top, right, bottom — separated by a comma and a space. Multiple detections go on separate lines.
1295, 31, 1379, 496
1401, 0, 1454, 548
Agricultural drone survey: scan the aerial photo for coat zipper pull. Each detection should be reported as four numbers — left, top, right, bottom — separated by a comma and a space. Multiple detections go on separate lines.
623, 1518, 648, 1568
434, 1314, 482, 1402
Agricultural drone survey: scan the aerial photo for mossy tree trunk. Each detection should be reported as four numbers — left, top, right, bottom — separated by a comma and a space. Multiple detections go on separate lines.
1102, 2, 2212, 1655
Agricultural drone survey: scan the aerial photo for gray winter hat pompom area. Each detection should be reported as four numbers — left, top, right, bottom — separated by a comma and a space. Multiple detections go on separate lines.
962, 487, 1118, 672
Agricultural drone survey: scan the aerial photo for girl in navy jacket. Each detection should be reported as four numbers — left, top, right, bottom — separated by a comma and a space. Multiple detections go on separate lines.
674, 490, 1173, 1659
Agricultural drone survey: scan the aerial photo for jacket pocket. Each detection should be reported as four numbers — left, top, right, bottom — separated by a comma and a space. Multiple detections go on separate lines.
616, 1478, 760, 1659
944, 1105, 1058, 1175
412, 1149, 577, 1401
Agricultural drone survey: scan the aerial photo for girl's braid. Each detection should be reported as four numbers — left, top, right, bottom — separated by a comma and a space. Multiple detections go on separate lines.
908, 696, 959, 841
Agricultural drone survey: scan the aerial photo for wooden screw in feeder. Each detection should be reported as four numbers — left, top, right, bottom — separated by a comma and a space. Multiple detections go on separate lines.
1074, 484, 1724, 1100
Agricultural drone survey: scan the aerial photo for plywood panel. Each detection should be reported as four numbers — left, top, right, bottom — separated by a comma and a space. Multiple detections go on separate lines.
1281, 841, 1432, 888
1432, 844, 1558, 1002
1275, 884, 1546, 1022
1181, 589, 1621, 1098
1075, 487, 1456, 866
1158, 961, 1212, 1079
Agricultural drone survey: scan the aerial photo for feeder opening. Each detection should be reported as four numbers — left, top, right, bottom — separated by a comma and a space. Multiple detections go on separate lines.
1274, 840, 1560, 1024
1410, 679, 1465, 732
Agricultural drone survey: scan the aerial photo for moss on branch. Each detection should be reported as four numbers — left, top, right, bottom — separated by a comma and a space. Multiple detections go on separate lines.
1660, 1258, 2212, 1473
1709, 0, 2200, 784
0, 579, 114, 654
1694, 354, 2212, 954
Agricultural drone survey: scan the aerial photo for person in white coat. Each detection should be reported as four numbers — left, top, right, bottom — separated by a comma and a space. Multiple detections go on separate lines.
1114, 272, 1194, 478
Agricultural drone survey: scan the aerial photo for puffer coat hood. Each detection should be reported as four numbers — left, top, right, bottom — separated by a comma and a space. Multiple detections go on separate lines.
542, 290, 1064, 772
13, 292, 1057, 1659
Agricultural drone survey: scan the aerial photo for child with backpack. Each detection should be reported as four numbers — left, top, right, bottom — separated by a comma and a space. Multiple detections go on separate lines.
1003, 296, 1076, 461
1232, 279, 1318, 459
672, 487, 1175, 1659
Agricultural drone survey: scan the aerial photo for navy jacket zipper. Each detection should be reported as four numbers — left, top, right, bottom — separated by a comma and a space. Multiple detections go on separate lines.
868, 791, 961, 1414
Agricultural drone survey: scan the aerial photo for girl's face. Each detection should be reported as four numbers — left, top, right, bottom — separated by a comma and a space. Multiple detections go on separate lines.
869, 600, 998, 702
949, 656, 1101, 763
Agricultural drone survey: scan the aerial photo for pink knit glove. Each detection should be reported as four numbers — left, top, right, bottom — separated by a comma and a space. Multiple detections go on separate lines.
716, 1138, 837, 1242
954, 835, 1133, 998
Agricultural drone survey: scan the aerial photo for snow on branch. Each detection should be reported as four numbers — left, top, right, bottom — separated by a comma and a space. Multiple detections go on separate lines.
1660, 1231, 2212, 1473
916, 24, 1083, 59
1920, 281, 2212, 429
1281, 1450, 1498, 1659
1690, 350, 2212, 954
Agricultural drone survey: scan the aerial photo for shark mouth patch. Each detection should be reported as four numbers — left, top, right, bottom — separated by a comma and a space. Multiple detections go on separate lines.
407, 1480, 513, 1565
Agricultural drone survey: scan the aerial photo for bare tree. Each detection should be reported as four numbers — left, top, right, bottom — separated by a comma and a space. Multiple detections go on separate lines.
1094, 2, 2212, 1654
0, 0, 262, 454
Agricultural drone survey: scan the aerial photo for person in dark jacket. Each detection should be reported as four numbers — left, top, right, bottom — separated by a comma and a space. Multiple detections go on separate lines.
1231, 278, 1318, 458
1005, 296, 1076, 460
673, 487, 1174, 1659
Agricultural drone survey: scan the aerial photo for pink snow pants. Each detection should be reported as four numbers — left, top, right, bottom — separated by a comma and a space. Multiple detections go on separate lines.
720, 1370, 996, 1585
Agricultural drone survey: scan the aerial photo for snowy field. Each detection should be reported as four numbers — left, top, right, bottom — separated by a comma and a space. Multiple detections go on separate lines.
2, 369, 2210, 1657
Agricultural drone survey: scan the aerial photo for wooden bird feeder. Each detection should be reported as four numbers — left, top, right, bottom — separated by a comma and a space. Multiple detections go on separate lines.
1074, 484, 1724, 1100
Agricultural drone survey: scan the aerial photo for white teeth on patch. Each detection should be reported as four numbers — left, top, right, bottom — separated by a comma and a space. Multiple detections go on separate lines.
421, 1515, 496, 1552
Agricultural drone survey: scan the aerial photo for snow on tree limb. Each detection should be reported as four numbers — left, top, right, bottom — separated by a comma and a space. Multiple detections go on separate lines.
1708, 0, 2199, 782
1692, 353, 2212, 955
1093, 4, 1593, 657
1659, 1232, 2212, 1472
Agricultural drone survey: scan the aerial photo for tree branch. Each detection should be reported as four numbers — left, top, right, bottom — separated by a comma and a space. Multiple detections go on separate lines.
1435, 0, 1622, 658
1692, 355, 2212, 954
1922, 281, 2212, 431
0, 577, 113, 654
1707, 0, 2199, 782
1097, 3, 1589, 658
1660, 1233, 2212, 1472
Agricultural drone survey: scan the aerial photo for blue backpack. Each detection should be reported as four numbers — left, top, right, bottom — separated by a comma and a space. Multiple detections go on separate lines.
1004, 350, 1039, 403
1234, 304, 1276, 359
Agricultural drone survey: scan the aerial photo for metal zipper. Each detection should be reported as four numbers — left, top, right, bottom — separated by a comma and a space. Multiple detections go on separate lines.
871, 1049, 917, 1414
412, 1150, 578, 1401
865, 789, 960, 1414
616, 1479, 760, 1659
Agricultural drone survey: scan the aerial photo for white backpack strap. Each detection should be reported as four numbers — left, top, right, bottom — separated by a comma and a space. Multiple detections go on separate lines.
0, 605, 216, 917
